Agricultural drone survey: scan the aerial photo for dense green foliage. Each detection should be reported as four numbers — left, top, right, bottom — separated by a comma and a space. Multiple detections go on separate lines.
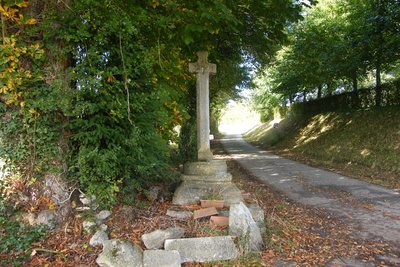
0, 0, 303, 207
252, 0, 400, 118
0, 200, 46, 266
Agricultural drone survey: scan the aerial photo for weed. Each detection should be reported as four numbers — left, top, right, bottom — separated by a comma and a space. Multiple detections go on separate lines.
0, 212, 46, 266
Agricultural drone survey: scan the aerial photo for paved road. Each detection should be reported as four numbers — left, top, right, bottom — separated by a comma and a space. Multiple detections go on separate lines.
221, 135, 400, 244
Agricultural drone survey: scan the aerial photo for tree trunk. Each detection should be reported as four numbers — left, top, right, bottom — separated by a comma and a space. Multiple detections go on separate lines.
352, 71, 360, 108
289, 95, 294, 104
375, 60, 382, 107
352, 72, 358, 92
375, 0, 384, 107
317, 85, 322, 99
303, 91, 307, 102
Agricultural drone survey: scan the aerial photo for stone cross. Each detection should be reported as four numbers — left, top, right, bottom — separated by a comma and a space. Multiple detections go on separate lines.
189, 51, 216, 161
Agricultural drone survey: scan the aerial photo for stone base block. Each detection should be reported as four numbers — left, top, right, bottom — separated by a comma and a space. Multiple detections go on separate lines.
172, 182, 243, 206
181, 173, 232, 183
183, 160, 228, 176
164, 236, 238, 263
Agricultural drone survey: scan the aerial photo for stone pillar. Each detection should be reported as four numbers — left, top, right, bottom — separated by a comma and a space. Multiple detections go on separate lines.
172, 51, 243, 206
189, 51, 216, 161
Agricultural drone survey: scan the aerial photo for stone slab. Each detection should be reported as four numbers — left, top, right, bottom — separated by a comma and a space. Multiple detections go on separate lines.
142, 227, 185, 249
172, 182, 243, 206
193, 207, 218, 219
164, 236, 238, 263
96, 239, 143, 267
229, 202, 263, 253
248, 203, 266, 234
143, 250, 181, 267
181, 173, 232, 183
90, 230, 109, 247
183, 160, 227, 176
166, 209, 193, 220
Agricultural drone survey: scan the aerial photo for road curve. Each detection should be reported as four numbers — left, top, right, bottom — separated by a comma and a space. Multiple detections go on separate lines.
220, 134, 400, 244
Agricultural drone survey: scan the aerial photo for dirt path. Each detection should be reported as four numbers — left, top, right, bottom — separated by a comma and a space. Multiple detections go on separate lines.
220, 135, 400, 245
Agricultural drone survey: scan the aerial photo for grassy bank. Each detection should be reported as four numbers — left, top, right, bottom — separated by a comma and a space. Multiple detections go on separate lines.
245, 106, 400, 189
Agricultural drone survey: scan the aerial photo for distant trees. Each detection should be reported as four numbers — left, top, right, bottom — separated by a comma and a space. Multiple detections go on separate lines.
252, 0, 400, 118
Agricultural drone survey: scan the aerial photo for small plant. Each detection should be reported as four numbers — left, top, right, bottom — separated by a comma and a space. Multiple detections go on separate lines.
0, 212, 47, 266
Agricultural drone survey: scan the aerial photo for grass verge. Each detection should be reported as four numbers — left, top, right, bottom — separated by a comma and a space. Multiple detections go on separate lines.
245, 106, 400, 190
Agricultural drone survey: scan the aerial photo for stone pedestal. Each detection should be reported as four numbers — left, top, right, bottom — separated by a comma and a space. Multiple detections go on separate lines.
172, 160, 243, 206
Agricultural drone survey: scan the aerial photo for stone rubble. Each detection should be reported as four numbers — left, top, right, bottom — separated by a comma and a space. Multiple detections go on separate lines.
164, 236, 239, 263
90, 230, 109, 247
143, 250, 181, 267
96, 239, 143, 267
90, 193, 267, 266
229, 202, 264, 253
141, 227, 185, 250
96, 210, 112, 221
166, 209, 193, 220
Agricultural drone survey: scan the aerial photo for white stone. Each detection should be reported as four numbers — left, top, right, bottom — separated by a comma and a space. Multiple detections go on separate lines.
36, 210, 57, 229
189, 51, 216, 161
248, 203, 267, 234
143, 250, 181, 267
96, 210, 112, 221
100, 223, 108, 231
80, 194, 96, 205
229, 202, 263, 252
142, 227, 185, 249
164, 236, 238, 263
75, 206, 91, 211
90, 230, 109, 247
83, 220, 97, 232
96, 239, 143, 267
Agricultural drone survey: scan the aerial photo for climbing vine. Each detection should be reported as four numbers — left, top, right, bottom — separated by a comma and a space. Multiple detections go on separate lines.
0, 0, 302, 208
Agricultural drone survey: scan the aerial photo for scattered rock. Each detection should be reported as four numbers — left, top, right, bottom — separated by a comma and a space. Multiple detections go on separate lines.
75, 206, 91, 212
143, 250, 181, 267
36, 210, 57, 229
248, 204, 264, 222
90, 230, 109, 247
142, 227, 185, 249
80, 194, 96, 206
229, 202, 263, 253
193, 207, 218, 220
99, 223, 108, 231
20, 212, 36, 226
166, 209, 193, 220
248, 203, 266, 234
96, 239, 143, 267
96, 210, 112, 221
83, 220, 97, 232
164, 236, 238, 263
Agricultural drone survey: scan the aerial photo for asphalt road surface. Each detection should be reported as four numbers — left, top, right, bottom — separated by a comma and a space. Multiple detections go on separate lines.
221, 134, 400, 245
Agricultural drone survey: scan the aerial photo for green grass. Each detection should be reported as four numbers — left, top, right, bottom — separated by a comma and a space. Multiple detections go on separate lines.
245, 106, 400, 189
